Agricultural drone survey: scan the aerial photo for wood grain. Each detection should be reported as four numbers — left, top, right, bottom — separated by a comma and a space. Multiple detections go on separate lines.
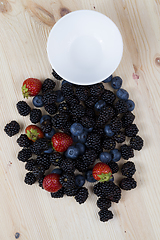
0, 0, 160, 239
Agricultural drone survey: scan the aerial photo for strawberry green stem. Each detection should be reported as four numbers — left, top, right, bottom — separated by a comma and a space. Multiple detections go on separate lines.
26, 129, 39, 142
22, 84, 30, 98
98, 172, 112, 182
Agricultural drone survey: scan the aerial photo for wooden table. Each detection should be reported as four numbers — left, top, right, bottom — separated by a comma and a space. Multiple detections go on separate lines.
0, 0, 160, 239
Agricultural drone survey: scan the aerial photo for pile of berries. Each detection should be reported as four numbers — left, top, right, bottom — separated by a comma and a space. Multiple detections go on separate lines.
4, 72, 144, 222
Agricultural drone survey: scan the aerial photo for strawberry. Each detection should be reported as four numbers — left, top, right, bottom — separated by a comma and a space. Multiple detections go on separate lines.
51, 132, 73, 152
25, 125, 44, 142
92, 162, 112, 182
22, 78, 42, 98
43, 173, 62, 192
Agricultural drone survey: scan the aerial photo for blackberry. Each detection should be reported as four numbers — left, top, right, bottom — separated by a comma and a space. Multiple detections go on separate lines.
75, 158, 89, 172
44, 102, 57, 115
121, 111, 135, 128
40, 119, 52, 133
51, 113, 69, 130
119, 177, 137, 190
97, 197, 112, 209
98, 209, 113, 222
108, 184, 121, 203
108, 160, 119, 174
89, 83, 104, 97
36, 154, 51, 170
85, 133, 101, 150
25, 159, 36, 171
30, 138, 49, 155
75, 86, 89, 101
102, 138, 116, 150
42, 91, 57, 105
4, 120, 20, 137
30, 109, 42, 124
85, 108, 95, 118
51, 187, 64, 198
125, 124, 139, 137
59, 173, 75, 188
110, 117, 122, 133
82, 149, 97, 166
75, 187, 88, 204
16, 101, 31, 116
17, 134, 32, 147
52, 69, 63, 80
94, 181, 116, 198
60, 121, 72, 135
80, 115, 95, 129
65, 186, 79, 196
61, 83, 74, 98
58, 102, 70, 114
130, 135, 143, 151
70, 104, 85, 118
121, 161, 136, 178
84, 95, 99, 108
24, 172, 36, 185
113, 131, 125, 143
60, 158, 75, 173
50, 152, 63, 166
32, 165, 45, 178
102, 89, 116, 105
65, 95, 80, 106
96, 106, 115, 127
42, 78, 56, 93
121, 144, 134, 160
38, 174, 45, 188
17, 148, 32, 162
114, 99, 128, 114
92, 127, 104, 137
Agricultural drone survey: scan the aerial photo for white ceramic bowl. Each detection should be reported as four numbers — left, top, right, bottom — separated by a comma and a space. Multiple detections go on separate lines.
47, 10, 123, 85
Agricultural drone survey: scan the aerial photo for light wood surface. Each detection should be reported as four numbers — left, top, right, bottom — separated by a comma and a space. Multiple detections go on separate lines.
0, 0, 160, 239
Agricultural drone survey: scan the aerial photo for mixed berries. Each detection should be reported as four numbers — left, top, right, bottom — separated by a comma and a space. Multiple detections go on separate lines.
4, 72, 144, 222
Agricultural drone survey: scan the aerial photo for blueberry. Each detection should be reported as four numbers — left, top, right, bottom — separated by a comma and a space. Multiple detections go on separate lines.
94, 100, 106, 111
125, 99, 135, 111
33, 95, 44, 107
84, 127, 93, 132
116, 88, 129, 100
40, 115, 52, 124
70, 123, 84, 136
110, 149, 121, 162
75, 175, 85, 187
44, 146, 53, 154
65, 146, 79, 159
78, 131, 88, 143
44, 128, 55, 139
103, 74, 112, 83
71, 134, 79, 143
51, 168, 63, 175
75, 143, 85, 155
111, 76, 122, 89
99, 152, 112, 164
61, 80, 72, 85
85, 169, 97, 182
104, 125, 114, 137
55, 90, 65, 103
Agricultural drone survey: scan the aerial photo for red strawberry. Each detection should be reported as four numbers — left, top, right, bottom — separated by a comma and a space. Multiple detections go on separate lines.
22, 78, 42, 98
92, 162, 112, 182
25, 125, 44, 142
43, 173, 62, 192
51, 132, 73, 152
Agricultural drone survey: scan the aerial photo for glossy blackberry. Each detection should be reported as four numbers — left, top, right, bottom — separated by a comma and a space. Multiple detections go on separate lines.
30, 109, 42, 124
60, 121, 72, 135
121, 161, 136, 178
110, 117, 122, 133
42, 78, 56, 93
50, 152, 63, 166
17, 148, 32, 162
61, 83, 74, 98
113, 131, 125, 143
51, 187, 64, 198
32, 165, 45, 178
17, 134, 32, 147
82, 149, 97, 166
44, 102, 57, 115
121, 144, 134, 160
59, 173, 75, 188
102, 89, 116, 105
65, 186, 79, 196
52, 69, 63, 80
102, 138, 116, 150
80, 115, 95, 129
75, 86, 89, 101
58, 102, 70, 114
97, 197, 112, 209
75, 187, 88, 204
24, 172, 36, 185
51, 113, 69, 130
93, 181, 116, 198
130, 135, 143, 151
92, 127, 104, 137
65, 95, 80, 106
40, 119, 52, 133
108, 160, 119, 174
121, 111, 135, 128
108, 184, 121, 203
85, 133, 101, 151
36, 154, 51, 170
84, 95, 99, 108
85, 108, 95, 118
42, 91, 57, 105
4, 120, 20, 137
98, 209, 113, 222
75, 158, 89, 172
125, 124, 139, 137
70, 115, 81, 123
89, 83, 104, 97
16, 101, 31, 116
25, 159, 36, 171
38, 174, 45, 188
60, 158, 75, 173
96, 106, 115, 127
70, 104, 85, 118
30, 138, 49, 155
114, 99, 128, 114
119, 177, 137, 190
